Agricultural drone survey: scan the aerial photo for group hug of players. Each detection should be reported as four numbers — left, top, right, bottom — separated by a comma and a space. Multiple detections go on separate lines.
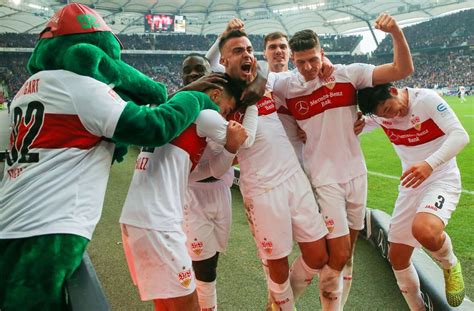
119, 13, 468, 310
1, 5, 469, 311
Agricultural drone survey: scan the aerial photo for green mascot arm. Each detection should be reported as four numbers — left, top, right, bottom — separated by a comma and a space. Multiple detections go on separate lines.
62, 42, 168, 106
112, 91, 219, 147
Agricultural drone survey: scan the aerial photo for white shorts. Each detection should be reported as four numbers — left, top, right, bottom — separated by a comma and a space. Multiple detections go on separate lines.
388, 181, 461, 248
121, 224, 196, 301
183, 180, 232, 261
244, 169, 328, 260
314, 174, 367, 239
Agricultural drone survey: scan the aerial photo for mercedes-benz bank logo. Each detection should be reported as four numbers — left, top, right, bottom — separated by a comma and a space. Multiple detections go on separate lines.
295, 100, 310, 115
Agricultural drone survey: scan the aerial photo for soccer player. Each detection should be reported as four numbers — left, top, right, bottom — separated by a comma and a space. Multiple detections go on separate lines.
459, 86, 466, 103
270, 13, 414, 309
119, 79, 256, 311
180, 53, 258, 311
357, 83, 469, 309
210, 28, 330, 311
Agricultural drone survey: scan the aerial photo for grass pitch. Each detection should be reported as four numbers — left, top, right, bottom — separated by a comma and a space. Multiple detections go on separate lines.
88, 95, 473, 310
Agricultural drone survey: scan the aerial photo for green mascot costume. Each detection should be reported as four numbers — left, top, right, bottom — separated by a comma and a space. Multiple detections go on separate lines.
0, 3, 218, 310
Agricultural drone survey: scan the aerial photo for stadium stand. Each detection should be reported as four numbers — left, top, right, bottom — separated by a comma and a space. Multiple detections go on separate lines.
0, 8, 472, 309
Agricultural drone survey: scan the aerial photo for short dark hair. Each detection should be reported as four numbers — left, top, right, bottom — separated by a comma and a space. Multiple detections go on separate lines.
289, 29, 320, 52
183, 53, 210, 64
219, 29, 248, 52
264, 32, 288, 49
357, 83, 394, 115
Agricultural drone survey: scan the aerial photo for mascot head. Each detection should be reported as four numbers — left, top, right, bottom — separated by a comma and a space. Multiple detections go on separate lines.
28, 3, 166, 106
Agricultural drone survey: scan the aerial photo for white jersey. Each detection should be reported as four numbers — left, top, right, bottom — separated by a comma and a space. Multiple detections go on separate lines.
459, 86, 466, 95
366, 88, 462, 180
227, 94, 300, 197
277, 106, 305, 167
270, 64, 375, 187
189, 146, 235, 188
0, 70, 126, 239
119, 110, 229, 231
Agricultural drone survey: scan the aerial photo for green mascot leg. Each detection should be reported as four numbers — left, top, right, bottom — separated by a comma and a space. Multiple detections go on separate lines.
0, 234, 89, 311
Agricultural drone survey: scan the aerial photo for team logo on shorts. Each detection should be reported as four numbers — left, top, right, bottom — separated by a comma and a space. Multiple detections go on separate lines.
410, 114, 421, 131
325, 217, 335, 233
261, 238, 273, 254
178, 268, 193, 288
191, 239, 204, 256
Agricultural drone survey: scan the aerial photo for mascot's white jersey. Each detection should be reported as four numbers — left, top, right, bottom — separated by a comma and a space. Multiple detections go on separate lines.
0, 70, 126, 239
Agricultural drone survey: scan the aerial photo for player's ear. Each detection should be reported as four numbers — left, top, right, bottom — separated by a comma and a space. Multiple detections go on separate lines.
219, 56, 227, 66
209, 88, 223, 103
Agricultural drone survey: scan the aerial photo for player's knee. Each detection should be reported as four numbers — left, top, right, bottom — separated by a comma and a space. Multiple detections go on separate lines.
329, 248, 351, 270
192, 253, 219, 282
412, 221, 443, 250
303, 249, 328, 270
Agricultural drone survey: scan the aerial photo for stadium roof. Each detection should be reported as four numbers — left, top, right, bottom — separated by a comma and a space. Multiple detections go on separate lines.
1, 0, 473, 36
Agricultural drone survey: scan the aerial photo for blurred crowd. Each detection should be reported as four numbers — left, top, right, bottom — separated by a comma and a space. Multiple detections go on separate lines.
0, 33, 361, 53
0, 10, 472, 99
375, 9, 473, 53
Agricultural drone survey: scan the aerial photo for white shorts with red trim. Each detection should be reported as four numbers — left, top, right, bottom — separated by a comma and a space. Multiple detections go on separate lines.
121, 224, 195, 300
183, 180, 232, 261
388, 181, 461, 248
314, 174, 367, 239
244, 169, 328, 260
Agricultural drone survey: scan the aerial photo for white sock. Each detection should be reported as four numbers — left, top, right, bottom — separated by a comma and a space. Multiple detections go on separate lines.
341, 256, 354, 308
431, 233, 457, 269
319, 265, 343, 311
268, 277, 295, 311
196, 280, 217, 311
262, 259, 273, 310
289, 255, 319, 301
393, 264, 425, 311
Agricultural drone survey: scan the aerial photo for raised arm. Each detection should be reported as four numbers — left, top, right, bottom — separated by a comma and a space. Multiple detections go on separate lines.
372, 13, 414, 86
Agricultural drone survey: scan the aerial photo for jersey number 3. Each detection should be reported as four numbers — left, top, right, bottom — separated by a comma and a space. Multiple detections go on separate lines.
7, 101, 45, 165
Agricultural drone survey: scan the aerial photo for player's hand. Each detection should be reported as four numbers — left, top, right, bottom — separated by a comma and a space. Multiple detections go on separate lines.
182, 73, 227, 92
353, 112, 365, 135
296, 125, 307, 143
400, 161, 433, 188
318, 56, 334, 79
374, 13, 401, 35
225, 120, 248, 153
241, 60, 265, 106
221, 18, 245, 37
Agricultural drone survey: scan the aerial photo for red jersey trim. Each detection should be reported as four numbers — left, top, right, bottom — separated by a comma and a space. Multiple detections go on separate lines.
381, 118, 445, 146
31, 113, 101, 149
227, 96, 276, 123
285, 82, 356, 120
256, 96, 277, 116
170, 124, 207, 171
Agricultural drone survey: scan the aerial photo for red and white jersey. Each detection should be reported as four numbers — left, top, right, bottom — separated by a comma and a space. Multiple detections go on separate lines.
270, 64, 374, 187
366, 88, 462, 179
227, 93, 300, 197
0, 70, 126, 239
119, 109, 228, 231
